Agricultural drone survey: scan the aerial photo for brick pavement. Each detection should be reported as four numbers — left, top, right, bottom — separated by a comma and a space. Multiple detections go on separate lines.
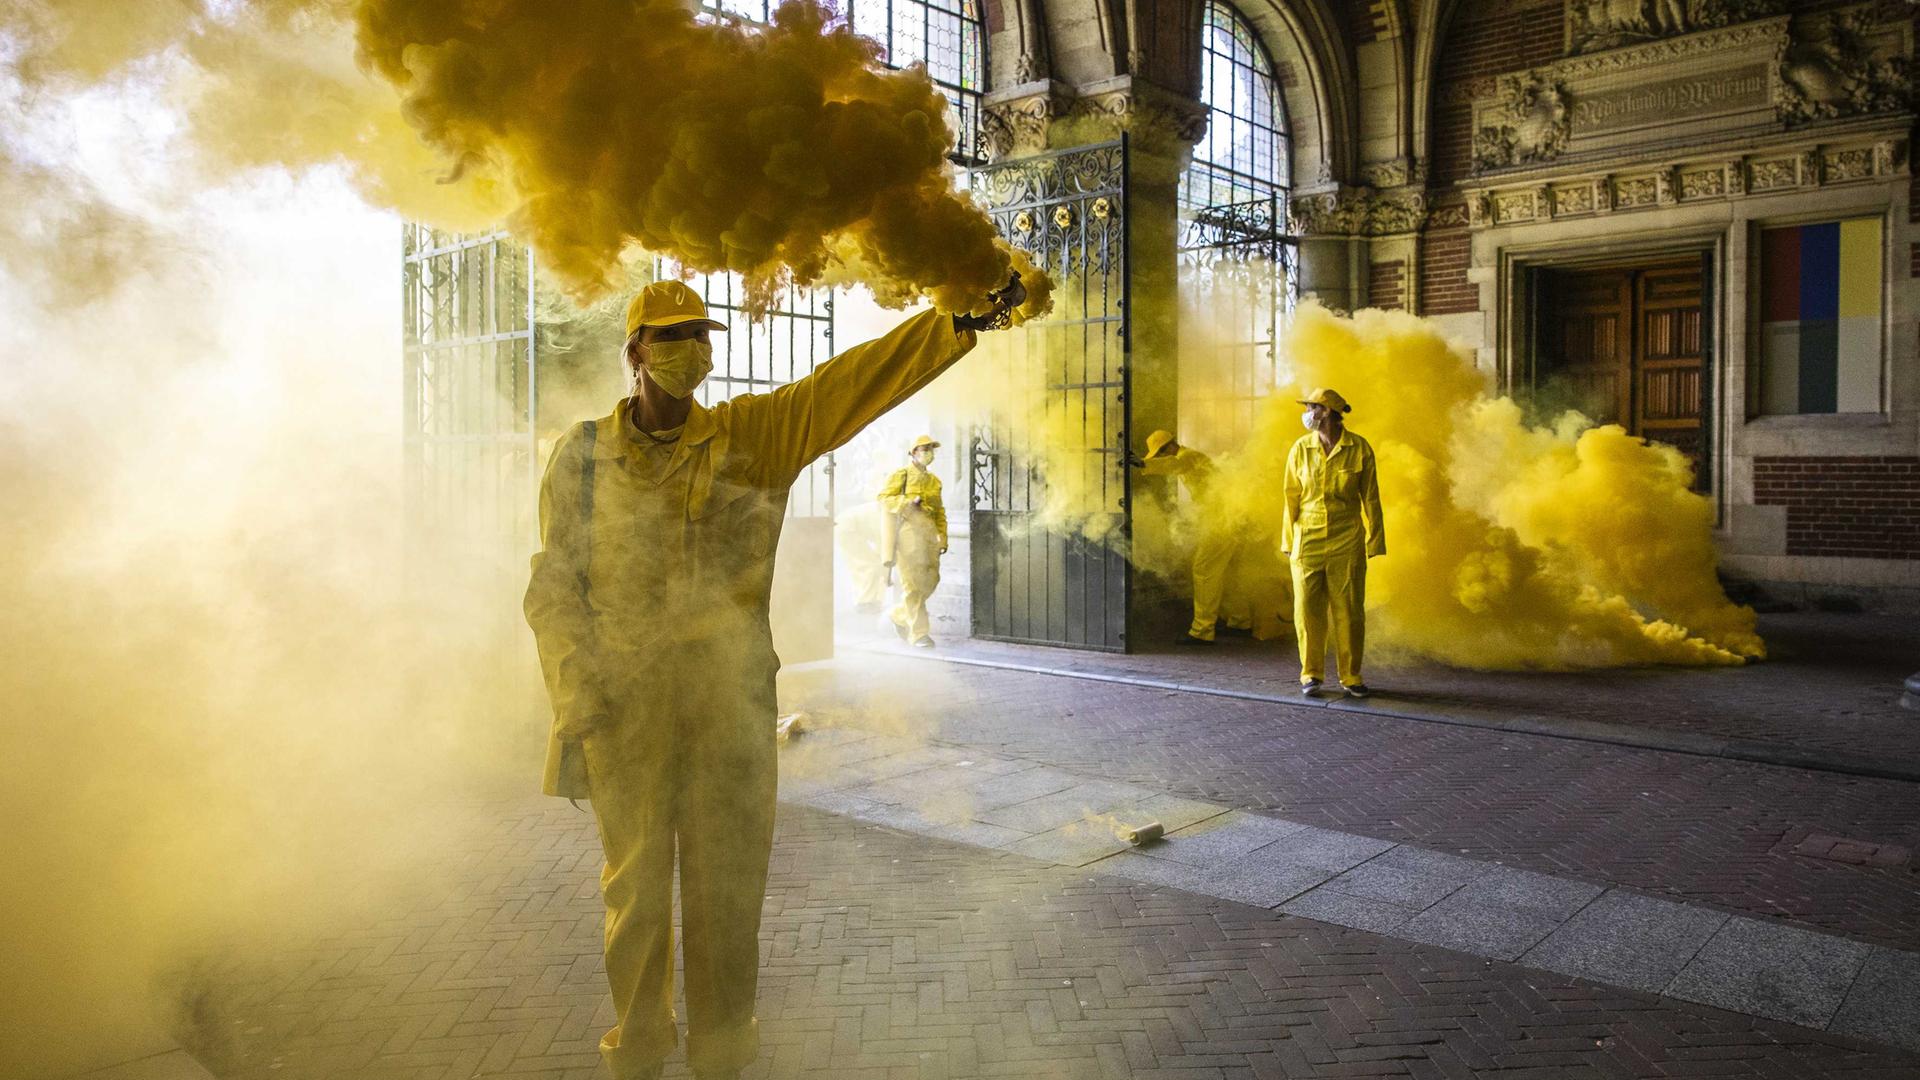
780, 654, 1920, 952
869, 611, 1920, 763
183, 794, 1919, 1079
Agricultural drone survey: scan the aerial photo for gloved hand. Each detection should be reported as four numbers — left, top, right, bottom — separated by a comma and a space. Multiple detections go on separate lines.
1124, 451, 1146, 469
955, 271, 1028, 332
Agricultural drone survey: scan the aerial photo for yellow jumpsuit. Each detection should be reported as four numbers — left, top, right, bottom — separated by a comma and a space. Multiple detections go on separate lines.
524, 310, 976, 1079
1142, 448, 1245, 642
878, 463, 946, 641
1280, 430, 1385, 686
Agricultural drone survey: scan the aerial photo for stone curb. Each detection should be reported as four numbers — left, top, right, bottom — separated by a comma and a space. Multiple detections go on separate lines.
854, 647, 1920, 784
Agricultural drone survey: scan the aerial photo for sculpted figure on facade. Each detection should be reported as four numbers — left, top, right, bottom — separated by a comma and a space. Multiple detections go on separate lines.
1472, 74, 1570, 172
1567, 0, 1785, 56
1775, 8, 1913, 125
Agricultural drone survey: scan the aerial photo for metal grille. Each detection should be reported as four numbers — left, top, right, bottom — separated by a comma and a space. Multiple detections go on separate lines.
1178, 0, 1295, 449
849, 0, 988, 164
669, 265, 838, 517
701, 0, 987, 165
967, 140, 1130, 651
1182, 0, 1290, 212
401, 226, 538, 579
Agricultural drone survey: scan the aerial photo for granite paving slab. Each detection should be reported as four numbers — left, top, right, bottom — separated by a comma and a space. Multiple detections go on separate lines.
1667, 916, 1876, 1029
1520, 890, 1728, 994
1828, 947, 1920, 1054
1399, 866, 1603, 960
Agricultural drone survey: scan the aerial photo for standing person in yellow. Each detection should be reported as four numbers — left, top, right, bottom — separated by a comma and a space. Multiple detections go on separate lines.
879, 435, 947, 647
524, 274, 1025, 1080
1129, 430, 1250, 646
1280, 388, 1386, 698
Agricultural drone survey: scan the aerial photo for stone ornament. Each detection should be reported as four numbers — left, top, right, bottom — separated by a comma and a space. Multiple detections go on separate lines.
1473, 74, 1571, 173
1775, 7, 1913, 125
1566, 0, 1786, 56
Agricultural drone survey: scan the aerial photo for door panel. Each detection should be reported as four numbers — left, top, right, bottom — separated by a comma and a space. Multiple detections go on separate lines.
1537, 261, 1707, 488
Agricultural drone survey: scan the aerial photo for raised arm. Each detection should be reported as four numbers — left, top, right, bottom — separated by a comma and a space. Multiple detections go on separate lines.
738, 309, 977, 485
524, 425, 608, 741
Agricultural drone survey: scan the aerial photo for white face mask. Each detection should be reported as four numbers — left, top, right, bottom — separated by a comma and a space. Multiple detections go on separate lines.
1301, 409, 1318, 431
636, 338, 714, 400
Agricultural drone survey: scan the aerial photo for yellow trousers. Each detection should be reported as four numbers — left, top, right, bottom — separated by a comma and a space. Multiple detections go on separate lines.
1187, 527, 1242, 641
581, 661, 776, 1079
890, 520, 942, 641
1291, 552, 1366, 685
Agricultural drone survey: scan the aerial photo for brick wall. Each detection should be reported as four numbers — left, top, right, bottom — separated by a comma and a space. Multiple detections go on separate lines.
1368, 260, 1407, 310
1419, 227, 1476, 315
1429, 0, 1563, 186
1753, 457, 1920, 560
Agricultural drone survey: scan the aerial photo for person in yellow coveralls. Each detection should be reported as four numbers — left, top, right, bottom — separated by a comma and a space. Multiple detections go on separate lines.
524, 274, 1025, 1080
878, 435, 947, 647
1280, 388, 1386, 699
1129, 429, 1254, 646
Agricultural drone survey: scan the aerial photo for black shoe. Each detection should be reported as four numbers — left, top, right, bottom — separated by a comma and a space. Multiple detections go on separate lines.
1217, 624, 1253, 638
1343, 683, 1372, 699
913, 635, 935, 648
1301, 679, 1322, 696
1179, 634, 1215, 646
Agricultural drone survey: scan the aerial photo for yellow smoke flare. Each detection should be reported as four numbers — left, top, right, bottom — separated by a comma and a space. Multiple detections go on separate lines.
1212, 303, 1763, 669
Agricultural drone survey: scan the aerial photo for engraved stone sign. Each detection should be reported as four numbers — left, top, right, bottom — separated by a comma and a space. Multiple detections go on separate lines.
1569, 66, 1771, 136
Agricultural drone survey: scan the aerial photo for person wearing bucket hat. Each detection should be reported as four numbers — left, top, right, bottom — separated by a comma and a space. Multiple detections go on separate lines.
524, 271, 1026, 1080
878, 435, 946, 647
1281, 387, 1385, 699
1128, 430, 1252, 645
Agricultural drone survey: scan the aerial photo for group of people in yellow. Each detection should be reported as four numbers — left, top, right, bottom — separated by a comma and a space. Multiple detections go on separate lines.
1133, 386, 1385, 698
523, 275, 1382, 1080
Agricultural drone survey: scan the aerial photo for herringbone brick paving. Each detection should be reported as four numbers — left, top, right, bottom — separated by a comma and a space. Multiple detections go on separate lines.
783, 655, 1920, 952
187, 797, 1916, 1079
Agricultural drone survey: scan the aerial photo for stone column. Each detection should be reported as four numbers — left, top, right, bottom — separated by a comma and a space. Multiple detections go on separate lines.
1287, 187, 1371, 312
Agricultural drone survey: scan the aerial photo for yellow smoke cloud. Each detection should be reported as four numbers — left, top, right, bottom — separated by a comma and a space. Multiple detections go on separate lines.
5, 0, 1053, 318
1212, 303, 1762, 669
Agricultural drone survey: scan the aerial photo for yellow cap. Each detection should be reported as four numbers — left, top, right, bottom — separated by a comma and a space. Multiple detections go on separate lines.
624, 280, 729, 337
911, 435, 941, 451
1144, 429, 1176, 459
1297, 387, 1352, 414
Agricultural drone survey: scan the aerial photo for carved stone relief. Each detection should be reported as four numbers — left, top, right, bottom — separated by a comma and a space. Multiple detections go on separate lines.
1567, 0, 1786, 57
1472, 74, 1571, 172
1775, 7, 1914, 125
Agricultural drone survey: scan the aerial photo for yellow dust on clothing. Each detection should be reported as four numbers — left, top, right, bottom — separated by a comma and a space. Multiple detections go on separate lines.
1143, 447, 1246, 642
1281, 430, 1385, 685
879, 462, 946, 640
524, 310, 976, 1078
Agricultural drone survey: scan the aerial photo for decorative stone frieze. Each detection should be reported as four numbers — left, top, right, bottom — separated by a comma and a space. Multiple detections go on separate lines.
1679, 165, 1728, 200
1461, 135, 1907, 231
1067, 81, 1210, 147
1287, 188, 1431, 237
982, 83, 1071, 161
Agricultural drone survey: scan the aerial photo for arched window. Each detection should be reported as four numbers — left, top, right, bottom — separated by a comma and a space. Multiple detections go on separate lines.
705, 0, 987, 165
1182, 0, 1290, 213
849, 0, 988, 164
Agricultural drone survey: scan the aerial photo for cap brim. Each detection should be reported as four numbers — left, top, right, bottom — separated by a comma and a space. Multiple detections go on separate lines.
641, 315, 728, 332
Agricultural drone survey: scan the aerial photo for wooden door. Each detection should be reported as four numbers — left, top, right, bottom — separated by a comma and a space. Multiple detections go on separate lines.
1633, 265, 1705, 469
1537, 262, 1707, 486
1539, 269, 1632, 426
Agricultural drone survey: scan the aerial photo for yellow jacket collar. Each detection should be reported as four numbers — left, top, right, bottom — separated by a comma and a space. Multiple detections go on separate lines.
595, 397, 719, 458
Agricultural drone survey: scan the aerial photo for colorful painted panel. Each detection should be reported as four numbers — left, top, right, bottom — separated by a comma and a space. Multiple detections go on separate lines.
1759, 218, 1883, 414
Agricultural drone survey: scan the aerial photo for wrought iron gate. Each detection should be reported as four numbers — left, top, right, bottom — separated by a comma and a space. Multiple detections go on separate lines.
1176, 195, 1296, 449
401, 226, 538, 592
966, 140, 1130, 651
